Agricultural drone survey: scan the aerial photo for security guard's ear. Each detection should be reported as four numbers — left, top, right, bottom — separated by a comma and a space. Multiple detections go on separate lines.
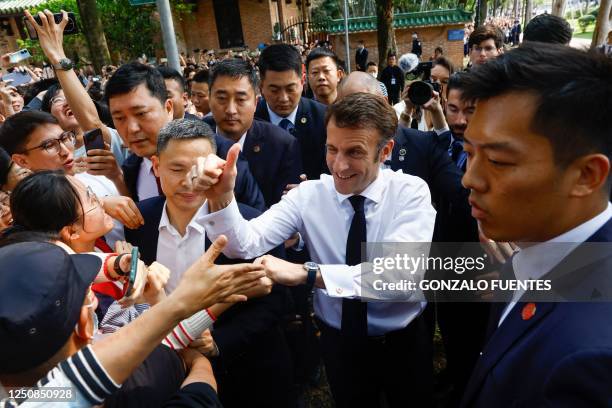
378, 138, 395, 163
567, 153, 610, 199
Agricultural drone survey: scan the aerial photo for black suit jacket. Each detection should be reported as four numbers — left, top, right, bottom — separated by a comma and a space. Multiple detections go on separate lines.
255, 97, 328, 181
204, 117, 303, 207
121, 135, 265, 211
461, 218, 612, 408
390, 127, 476, 243
124, 196, 291, 367
355, 47, 368, 70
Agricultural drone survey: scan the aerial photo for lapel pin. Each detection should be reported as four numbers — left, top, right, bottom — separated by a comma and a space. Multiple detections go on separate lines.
399, 148, 407, 156
253, 145, 261, 153
521, 303, 536, 320
399, 156, 405, 161
300, 117, 307, 124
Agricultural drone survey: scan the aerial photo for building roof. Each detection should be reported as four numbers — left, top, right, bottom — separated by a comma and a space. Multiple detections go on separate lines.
326, 8, 472, 34
0, 0, 44, 15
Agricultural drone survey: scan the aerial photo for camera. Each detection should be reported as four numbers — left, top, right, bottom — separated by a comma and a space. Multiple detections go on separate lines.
24, 12, 78, 40
407, 80, 441, 106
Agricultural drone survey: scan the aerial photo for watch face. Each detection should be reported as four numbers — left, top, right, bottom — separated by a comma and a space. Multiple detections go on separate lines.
304, 261, 317, 270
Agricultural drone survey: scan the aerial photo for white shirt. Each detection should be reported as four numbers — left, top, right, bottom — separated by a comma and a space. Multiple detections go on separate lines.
499, 202, 612, 325
267, 103, 298, 127
156, 202, 209, 293
136, 157, 159, 201
393, 100, 449, 134
75, 172, 125, 247
201, 168, 436, 335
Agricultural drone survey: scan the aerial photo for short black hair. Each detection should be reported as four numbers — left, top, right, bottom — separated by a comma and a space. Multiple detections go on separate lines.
432, 56, 454, 75
157, 66, 186, 92
306, 47, 340, 72
105, 62, 167, 106
9, 170, 81, 236
387, 52, 397, 59
41, 83, 62, 113
366, 61, 378, 68
258, 44, 302, 78
446, 71, 468, 97
468, 24, 504, 49
523, 14, 573, 45
460, 43, 612, 172
0, 111, 59, 155
209, 59, 258, 92
192, 69, 210, 84
157, 118, 216, 155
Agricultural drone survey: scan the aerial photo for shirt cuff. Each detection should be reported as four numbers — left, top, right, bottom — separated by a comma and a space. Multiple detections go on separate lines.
200, 198, 241, 235
319, 264, 361, 298
434, 126, 450, 135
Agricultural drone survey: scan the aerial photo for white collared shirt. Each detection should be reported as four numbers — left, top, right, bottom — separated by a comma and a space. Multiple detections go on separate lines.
137, 158, 159, 201
499, 202, 612, 325
200, 168, 436, 335
156, 202, 209, 294
266, 103, 298, 127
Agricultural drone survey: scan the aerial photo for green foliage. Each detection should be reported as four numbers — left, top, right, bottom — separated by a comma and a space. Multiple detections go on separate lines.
588, 6, 599, 17
577, 14, 595, 32
25, 0, 194, 63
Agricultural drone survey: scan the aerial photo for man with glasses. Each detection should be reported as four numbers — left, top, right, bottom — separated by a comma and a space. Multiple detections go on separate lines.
468, 25, 504, 67
0, 111, 144, 243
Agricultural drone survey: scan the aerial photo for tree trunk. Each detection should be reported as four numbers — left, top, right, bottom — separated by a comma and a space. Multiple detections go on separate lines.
551, 0, 567, 16
523, 0, 532, 27
479, 0, 488, 25
513, 0, 519, 20
376, 0, 397, 69
76, 0, 111, 73
592, 0, 612, 47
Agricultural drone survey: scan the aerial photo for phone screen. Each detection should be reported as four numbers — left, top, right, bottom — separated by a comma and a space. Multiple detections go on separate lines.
84, 128, 105, 153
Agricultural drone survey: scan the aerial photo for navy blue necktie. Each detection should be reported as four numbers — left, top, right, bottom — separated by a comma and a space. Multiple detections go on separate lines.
279, 118, 296, 136
341, 195, 368, 337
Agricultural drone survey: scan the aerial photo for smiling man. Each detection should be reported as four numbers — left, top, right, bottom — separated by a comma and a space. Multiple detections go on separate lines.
197, 93, 436, 407
458, 44, 612, 407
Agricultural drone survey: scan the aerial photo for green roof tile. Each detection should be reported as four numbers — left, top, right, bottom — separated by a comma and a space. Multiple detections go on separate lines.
325, 8, 472, 34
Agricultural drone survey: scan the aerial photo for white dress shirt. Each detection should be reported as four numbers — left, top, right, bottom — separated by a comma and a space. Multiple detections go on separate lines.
137, 158, 159, 201
499, 202, 612, 325
156, 202, 209, 294
267, 103, 298, 127
201, 168, 436, 335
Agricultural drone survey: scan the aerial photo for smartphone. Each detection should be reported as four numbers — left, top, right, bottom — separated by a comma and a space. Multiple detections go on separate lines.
23, 12, 78, 40
2, 72, 32, 87
83, 128, 105, 154
123, 247, 139, 298
8, 49, 31, 64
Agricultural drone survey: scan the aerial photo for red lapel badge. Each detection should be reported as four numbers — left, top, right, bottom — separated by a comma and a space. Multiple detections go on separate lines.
521, 303, 537, 320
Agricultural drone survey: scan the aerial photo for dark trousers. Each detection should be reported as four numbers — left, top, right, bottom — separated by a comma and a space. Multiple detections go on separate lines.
317, 314, 433, 408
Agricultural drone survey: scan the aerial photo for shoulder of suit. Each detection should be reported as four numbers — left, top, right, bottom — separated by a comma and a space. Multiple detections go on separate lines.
136, 195, 166, 215
300, 97, 326, 115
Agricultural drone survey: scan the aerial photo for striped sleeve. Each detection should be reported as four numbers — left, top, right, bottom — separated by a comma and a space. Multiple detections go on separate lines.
58, 345, 121, 405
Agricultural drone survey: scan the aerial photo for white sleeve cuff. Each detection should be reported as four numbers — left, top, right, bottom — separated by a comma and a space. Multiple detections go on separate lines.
319, 264, 361, 298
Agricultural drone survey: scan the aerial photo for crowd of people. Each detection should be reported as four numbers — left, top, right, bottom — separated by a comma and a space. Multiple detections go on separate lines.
0, 7, 611, 408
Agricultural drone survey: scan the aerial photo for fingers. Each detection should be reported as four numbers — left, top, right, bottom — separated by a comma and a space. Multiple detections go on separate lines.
114, 240, 133, 254
202, 235, 228, 265
224, 144, 241, 172
126, 198, 145, 226
299, 174, 307, 182
24, 11, 38, 29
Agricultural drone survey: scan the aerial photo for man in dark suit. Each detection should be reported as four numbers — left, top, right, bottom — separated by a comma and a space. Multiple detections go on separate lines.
204, 59, 302, 208
124, 119, 293, 408
107, 63, 265, 210
355, 40, 369, 71
255, 44, 328, 181
459, 44, 612, 407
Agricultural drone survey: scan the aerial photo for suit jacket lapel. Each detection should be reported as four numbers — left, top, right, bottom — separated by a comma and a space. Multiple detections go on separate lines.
137, 197, 164, 266
122, 154, 143, 202
462, 301, 555, 406
255, 99, 271, 122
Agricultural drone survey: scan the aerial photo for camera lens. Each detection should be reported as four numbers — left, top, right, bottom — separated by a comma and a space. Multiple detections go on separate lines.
407, 81, 433, 106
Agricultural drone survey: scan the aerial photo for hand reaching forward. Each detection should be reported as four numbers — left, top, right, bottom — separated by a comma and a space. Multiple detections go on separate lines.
169, 235, 266, 317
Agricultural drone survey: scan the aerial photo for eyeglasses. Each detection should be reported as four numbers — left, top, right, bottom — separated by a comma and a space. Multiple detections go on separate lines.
84, 186, 102, 215
50, 95, 67, 106
20, 131, 75, 155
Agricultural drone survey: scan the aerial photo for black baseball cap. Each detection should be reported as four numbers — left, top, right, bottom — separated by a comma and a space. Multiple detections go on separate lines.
0, 242, 101, 373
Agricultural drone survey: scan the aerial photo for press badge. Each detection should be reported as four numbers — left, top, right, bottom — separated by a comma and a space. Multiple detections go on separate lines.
391, 77, 396, 85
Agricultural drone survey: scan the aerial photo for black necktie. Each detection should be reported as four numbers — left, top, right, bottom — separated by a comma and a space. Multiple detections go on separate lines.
341, 195, 368, 337
279, 118, 296, 136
